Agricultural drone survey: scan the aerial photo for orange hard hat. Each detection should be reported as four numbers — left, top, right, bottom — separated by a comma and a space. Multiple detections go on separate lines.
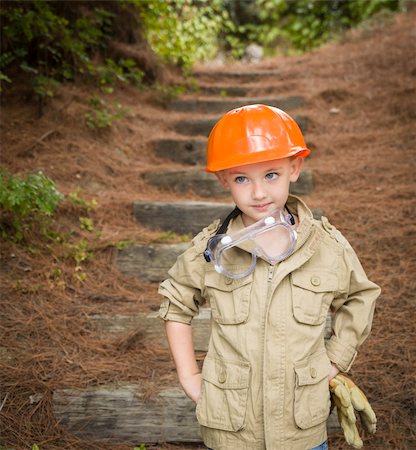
206, 104, 310, 172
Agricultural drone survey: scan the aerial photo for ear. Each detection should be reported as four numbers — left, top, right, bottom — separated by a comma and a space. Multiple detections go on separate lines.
289, 157, 303, 182
215, 171, 230, 189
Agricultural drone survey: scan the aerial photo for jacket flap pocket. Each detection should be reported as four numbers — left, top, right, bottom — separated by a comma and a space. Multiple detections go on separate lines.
292, 270, 338, 293
197, 356, 251, 432
204, 269, 253, 292
293, 351, 331, 429
295, 351, 331, 386
202, 356, 250, 389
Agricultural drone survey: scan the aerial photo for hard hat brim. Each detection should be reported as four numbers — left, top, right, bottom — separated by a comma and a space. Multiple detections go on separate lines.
206, 147, 310, 173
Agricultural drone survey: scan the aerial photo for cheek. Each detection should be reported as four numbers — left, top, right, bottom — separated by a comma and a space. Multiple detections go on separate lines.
229, 185, 247, 199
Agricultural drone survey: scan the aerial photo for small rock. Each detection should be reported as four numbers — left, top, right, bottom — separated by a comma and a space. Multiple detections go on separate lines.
244, 44, 264, 63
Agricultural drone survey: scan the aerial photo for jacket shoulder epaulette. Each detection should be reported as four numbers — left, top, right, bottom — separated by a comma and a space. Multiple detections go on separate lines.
191, 219, 221, 253
318, 216, 348, 246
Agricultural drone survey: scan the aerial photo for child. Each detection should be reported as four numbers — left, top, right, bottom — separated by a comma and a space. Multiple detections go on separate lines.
158, 104, 380, 450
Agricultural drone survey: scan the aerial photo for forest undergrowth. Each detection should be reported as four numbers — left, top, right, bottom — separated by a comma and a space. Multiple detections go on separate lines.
0, 9, 415, 450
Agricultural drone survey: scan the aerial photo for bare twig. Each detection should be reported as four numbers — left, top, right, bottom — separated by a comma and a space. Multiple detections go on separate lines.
0, 392, 9, 413
18, 129, 57, 156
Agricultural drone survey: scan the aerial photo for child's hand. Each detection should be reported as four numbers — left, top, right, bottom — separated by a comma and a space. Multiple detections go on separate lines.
328, 363, 340, 380
179, 371, 202, 404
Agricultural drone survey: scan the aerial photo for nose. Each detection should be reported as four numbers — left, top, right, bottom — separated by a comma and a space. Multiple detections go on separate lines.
252, 180, 267, 200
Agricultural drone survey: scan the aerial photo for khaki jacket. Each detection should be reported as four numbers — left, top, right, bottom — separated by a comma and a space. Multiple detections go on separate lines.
158, 196, 380, 450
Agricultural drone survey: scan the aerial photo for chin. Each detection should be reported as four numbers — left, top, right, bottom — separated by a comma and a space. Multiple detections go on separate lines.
241, 210, 266, 226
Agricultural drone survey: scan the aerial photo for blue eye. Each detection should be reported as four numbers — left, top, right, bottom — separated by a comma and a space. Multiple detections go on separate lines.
234, 176, 248, 184
265, 172, 278, 181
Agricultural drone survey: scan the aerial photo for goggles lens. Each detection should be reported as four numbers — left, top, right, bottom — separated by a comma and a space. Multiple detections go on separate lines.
205, 209, 297, 279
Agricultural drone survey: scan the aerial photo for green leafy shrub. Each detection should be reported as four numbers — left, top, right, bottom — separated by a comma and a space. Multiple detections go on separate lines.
0, 2, 113, 96
136, 0, 228, 69
84, 96, 129, 130
223, 0, 402, 55
0, 168, 63, 240
67, 191, 97, 210
0, 1, 144, 99
96, 58, 144, 92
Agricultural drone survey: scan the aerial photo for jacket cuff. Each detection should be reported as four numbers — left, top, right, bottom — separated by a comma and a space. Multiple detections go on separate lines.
326, 335, 358, 372
157, 298, 193, 325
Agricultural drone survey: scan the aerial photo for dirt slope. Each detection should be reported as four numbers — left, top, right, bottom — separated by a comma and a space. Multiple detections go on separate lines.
1, 10, 415, 450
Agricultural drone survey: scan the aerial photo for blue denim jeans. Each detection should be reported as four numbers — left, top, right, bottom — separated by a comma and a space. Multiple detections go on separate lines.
207, 442, 328, 450
311, 441, 329, 450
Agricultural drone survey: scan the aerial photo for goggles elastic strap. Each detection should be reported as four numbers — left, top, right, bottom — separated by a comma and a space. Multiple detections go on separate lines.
204, 206, 241, 262
285, 203, 295, 225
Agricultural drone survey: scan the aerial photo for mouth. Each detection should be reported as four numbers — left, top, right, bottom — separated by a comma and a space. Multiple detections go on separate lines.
252, 203, 272, 211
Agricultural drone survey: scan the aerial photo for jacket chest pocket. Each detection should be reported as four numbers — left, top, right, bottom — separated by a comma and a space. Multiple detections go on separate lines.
293, 351, 331, 429
203, 270, 253, 325
196, 355, 250, 432
291, 270, 338, 325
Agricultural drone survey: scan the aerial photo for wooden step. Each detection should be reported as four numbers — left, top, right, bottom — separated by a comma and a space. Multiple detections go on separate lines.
174, 114, 307, 137
192, 69, 280, 81
133, 201, 235, 235
53, 384, 202, 443
91, 309, 211, 352
197, 85, 250, 97
117, 242, 189, 283
152, 138, 206, 165
133, 201, 323, 235
143, 169, 314, 197
143, 170, 227, 198
169, 96, 304, 114
53, 384, 340, 443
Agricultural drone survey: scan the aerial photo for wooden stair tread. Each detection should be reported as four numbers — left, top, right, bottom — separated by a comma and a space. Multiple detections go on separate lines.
169, 95, 304, 113
174, 114, 307, 136
143, 168, 314, 197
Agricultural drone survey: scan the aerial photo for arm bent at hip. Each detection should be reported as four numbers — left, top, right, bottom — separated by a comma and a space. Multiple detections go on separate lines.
165, 320, 201, 403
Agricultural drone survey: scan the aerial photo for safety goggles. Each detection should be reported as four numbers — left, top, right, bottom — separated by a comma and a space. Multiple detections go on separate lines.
204, 209, 297, 279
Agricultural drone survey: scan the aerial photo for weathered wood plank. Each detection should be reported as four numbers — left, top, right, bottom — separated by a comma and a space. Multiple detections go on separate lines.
53, 385, 202, 443
169, 96, 304, 114
133, 201, 234, 235
174, 114, 307, 137
133, 201, 323, 235
143, 170, 228, 197
116, 242, 189, 283
152, 138, 206, 165
90, 309, 212, 352
143, 169, 314, 197
53, 383, 340, 443
192, 69, 280, 81
173, 117, 217, 137
197, 85, 249, 97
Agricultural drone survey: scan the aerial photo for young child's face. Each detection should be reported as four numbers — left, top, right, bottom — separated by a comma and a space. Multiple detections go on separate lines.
216, 157, 303, 226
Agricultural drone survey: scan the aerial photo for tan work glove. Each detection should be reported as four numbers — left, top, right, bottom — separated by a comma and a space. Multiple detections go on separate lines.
329, 373, 377, 449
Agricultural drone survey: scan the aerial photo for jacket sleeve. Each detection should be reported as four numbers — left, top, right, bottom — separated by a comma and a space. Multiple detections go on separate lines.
326, 240, 381, 372
157, 222, 218, 324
